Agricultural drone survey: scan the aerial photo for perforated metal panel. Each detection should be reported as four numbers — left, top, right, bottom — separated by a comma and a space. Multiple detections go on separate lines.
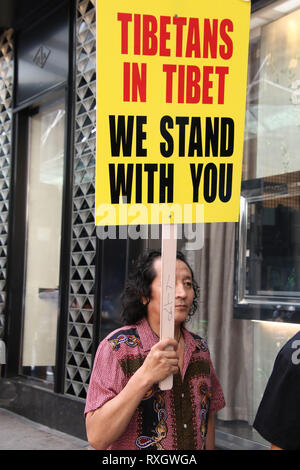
0, 29, 13, 342
64, 0, 96, 399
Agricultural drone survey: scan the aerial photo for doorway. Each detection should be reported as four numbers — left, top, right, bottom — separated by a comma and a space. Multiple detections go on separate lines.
20, 97, 65, 385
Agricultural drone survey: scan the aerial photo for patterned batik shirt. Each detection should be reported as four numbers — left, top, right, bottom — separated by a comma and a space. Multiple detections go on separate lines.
84, 316, 225, 450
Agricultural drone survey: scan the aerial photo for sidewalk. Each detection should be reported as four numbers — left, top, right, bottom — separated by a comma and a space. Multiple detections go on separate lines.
0, 407, 91, 450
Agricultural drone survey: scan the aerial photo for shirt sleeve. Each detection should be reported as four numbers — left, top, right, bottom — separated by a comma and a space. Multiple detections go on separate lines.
253, 345, 300, 450
84, 338, 125, 416
208, 352, 226, 414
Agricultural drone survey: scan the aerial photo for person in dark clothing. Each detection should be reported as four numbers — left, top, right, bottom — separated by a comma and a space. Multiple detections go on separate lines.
253, 330, 300, 450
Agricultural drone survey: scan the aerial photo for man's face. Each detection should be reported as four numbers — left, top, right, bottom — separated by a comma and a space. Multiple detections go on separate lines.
146, 257, 195, 328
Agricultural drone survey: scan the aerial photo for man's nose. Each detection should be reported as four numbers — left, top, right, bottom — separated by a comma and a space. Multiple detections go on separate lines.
175, 282, 187, 298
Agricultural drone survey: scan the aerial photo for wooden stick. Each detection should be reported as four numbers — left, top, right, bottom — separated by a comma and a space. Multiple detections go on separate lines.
159, 223, 177, 390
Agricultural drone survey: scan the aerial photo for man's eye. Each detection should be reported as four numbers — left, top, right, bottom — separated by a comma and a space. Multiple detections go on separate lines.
184, 281, 192, 288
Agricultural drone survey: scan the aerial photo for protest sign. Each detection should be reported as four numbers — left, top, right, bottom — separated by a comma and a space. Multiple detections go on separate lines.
95, 0, 251, 226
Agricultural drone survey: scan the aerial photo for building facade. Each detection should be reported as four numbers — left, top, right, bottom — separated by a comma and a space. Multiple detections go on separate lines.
0, 0, 300, 449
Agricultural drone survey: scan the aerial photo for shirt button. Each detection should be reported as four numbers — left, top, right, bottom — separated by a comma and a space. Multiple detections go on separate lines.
181, 393, 184, 398
183, 424, 187, 429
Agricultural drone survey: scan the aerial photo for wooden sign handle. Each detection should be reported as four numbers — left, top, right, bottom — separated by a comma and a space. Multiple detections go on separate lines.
159, 223, 177, 390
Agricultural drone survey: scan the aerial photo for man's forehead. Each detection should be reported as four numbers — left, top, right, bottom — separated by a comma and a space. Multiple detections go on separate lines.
152, 257, 192, 279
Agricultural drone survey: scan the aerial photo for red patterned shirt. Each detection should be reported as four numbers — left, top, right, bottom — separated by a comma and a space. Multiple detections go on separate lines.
85, 316, 225, 450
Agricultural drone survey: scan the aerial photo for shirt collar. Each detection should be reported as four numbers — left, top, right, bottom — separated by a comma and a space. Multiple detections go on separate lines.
182, 325, 201, 353
136, 316, 159, 352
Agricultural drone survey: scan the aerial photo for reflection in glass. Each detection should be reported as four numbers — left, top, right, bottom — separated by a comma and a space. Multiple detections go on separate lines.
21, 100, 65, 385
246, 184, 300, 302
237, 174, 300, 324
245, 9, 300, 180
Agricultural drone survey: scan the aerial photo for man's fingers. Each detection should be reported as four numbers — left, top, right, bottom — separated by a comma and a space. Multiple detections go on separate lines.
168, 358, 179, 366
163, 350, 178, 359
170, 364, 179, 375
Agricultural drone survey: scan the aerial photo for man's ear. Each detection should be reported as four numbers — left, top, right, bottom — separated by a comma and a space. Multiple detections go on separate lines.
142, 297, 148, 305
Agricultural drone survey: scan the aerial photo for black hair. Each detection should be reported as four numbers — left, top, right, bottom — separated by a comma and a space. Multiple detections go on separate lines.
120, 249, 199, 325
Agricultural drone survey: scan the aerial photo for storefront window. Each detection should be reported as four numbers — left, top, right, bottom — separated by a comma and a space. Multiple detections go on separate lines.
21, 98, 65, 385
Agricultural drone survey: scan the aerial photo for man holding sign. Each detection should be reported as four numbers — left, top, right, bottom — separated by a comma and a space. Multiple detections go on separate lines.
85, 250, 225, 450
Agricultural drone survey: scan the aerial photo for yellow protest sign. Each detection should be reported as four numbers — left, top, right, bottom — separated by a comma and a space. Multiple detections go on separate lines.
95, 0, 251, 225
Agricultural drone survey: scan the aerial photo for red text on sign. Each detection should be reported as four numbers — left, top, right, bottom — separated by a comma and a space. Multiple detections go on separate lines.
117, 13, 233, 59
163, 64, 229, 104
123, 62, 147, 102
